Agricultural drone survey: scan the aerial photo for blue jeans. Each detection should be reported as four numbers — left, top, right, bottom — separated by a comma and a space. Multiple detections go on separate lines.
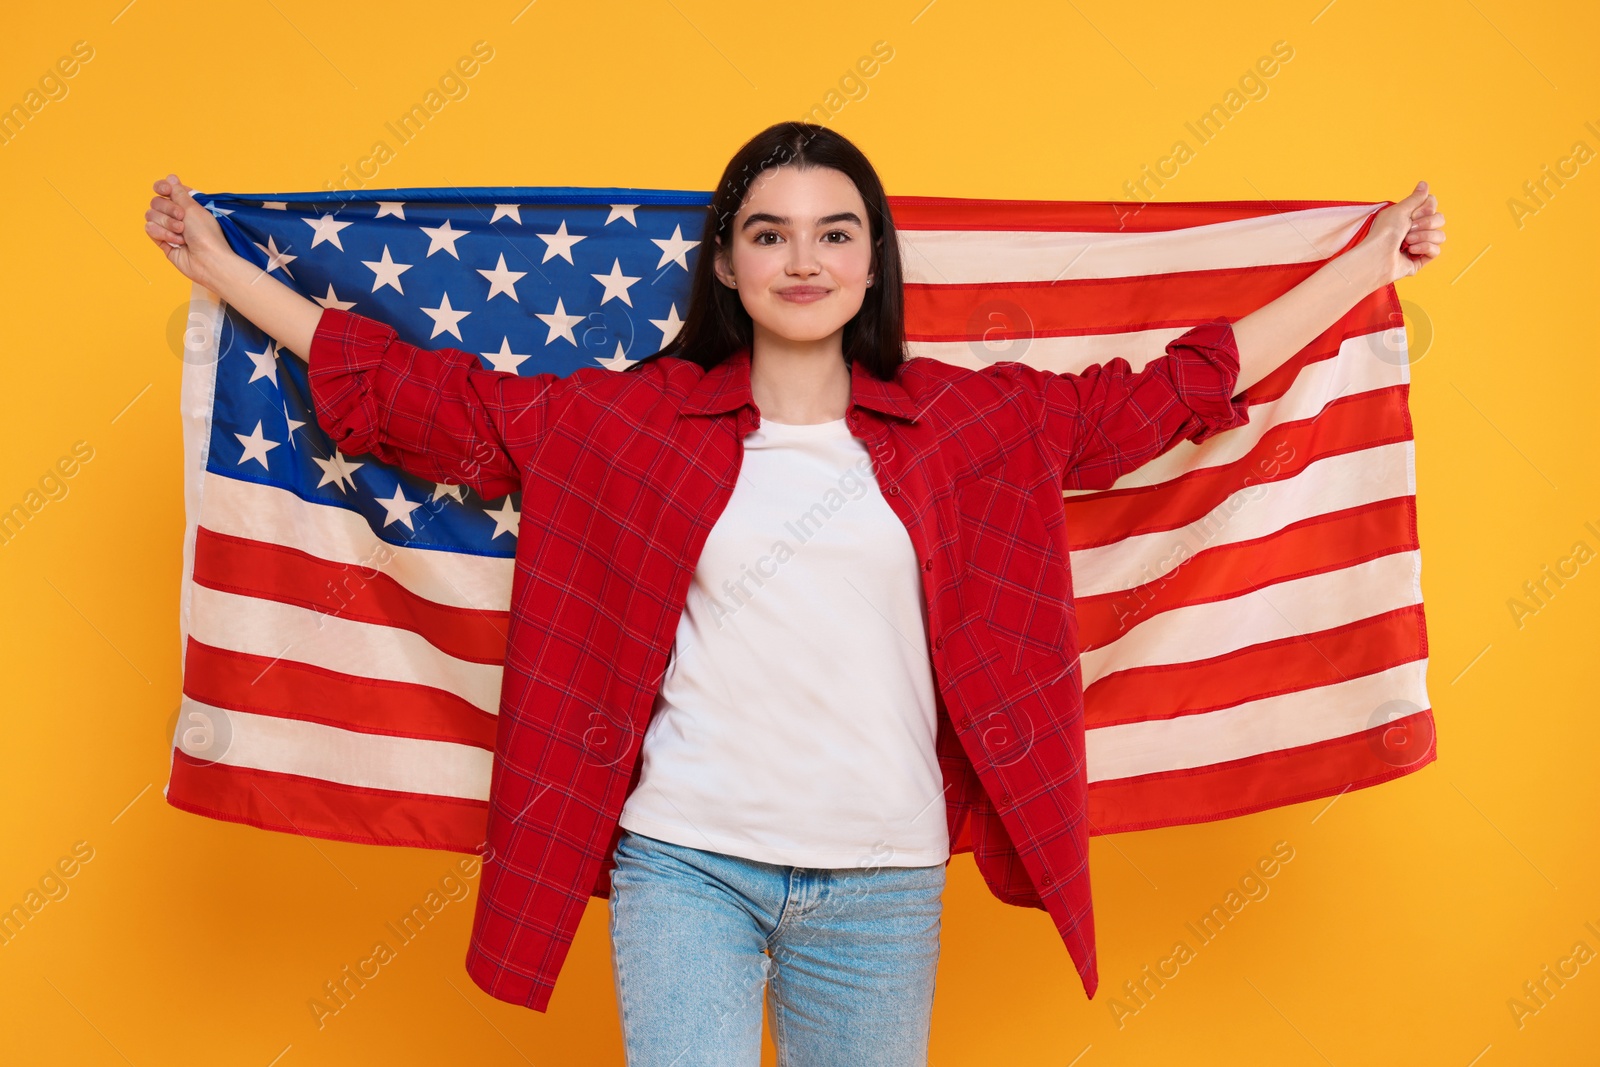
608, 829, 946, 1066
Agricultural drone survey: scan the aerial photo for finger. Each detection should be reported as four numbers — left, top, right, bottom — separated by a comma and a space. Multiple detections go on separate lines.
144, 212, 179, 239
149, 195, 182, 221
143, 211, 181, 241
144, 214, 181, 238
1405, 229, 1446, 246
1397, 181, 1429, 212
146, 203, 184, 231
1410, 212, 1445, 231
1405, 242, 1440, 258
1410, 193, 1436, 220
145, 219, 184, 245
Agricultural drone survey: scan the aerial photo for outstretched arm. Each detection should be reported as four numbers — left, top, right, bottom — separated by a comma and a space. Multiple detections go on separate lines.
1234, 180, 1445, 393
1017, 181, 1446, 492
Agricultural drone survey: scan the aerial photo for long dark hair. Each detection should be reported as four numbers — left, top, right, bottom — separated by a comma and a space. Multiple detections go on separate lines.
625, 121, 908, 381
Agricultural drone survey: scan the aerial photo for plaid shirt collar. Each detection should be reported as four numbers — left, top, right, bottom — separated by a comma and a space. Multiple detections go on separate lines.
679, 344, 920, 423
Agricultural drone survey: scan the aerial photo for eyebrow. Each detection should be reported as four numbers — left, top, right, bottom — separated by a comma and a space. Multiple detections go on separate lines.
740, 211, 864, 232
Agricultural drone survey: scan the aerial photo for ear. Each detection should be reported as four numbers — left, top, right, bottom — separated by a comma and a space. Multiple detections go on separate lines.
712, 234, 737, 289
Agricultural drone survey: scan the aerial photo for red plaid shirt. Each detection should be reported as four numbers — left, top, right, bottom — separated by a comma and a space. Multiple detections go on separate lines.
307, 307, 1249, 1012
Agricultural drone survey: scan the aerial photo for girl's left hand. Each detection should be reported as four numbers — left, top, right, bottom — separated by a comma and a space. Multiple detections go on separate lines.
1361, 180, 1446, 287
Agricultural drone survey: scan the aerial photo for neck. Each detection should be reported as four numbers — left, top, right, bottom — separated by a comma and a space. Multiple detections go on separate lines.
748, 324, 852, 424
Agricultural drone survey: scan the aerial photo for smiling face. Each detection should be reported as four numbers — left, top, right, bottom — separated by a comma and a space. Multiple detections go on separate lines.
712, 164, 878, 350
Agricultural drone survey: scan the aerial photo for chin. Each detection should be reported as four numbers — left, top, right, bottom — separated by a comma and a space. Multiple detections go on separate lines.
756, 316, 853, 345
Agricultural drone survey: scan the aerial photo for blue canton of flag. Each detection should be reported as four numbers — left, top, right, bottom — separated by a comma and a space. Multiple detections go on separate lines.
205, 187, 711, 557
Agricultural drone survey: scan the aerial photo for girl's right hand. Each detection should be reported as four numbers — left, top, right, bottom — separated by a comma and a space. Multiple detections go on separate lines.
145, 174, 228, 288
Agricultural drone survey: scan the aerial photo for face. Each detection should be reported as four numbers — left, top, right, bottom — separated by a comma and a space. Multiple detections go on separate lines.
713, 164, 878, 349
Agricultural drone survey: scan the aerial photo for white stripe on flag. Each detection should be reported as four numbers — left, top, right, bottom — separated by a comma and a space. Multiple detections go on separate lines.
1069, 439, 1417, 598
1086, 657, 1430, 781
1060, 328, 1408, 494
899, 203, 1379, 285
1080, 549, 1422, 685
176, 698, 492, 800
187, 584, 504, 714
201, 472, 514, 611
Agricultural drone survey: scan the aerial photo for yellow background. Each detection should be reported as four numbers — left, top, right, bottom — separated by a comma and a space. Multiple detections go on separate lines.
2, 0, 1596, 1063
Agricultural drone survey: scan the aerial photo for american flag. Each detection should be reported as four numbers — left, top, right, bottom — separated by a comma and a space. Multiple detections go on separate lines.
165, 186, 1435, 852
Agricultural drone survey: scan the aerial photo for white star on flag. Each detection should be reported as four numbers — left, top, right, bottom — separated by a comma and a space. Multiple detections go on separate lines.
484, 497, 520, 540
651, 224, 699, 270
312, 284, 357, 311
596, 341, 637, 372
234, 421, 280, 470
313, 449, 363, 493
305, 214, 356, 250
536, 297, 583, 346
421, 219, 469, 259
282, 403, 305, 447
421, 292, 471, 340
536, 220, 585, 264
253, 235, 298, 279
375, 484, 423, 530
481, 337, 532, 373
362, 246, 414, 294
478, 254, 527, 301
245, 342, 279, 386
591, 259, 642, 306
651, 303, 686, 346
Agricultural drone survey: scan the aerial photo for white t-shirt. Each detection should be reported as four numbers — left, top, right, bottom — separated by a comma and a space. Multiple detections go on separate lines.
616, 415, 950, 868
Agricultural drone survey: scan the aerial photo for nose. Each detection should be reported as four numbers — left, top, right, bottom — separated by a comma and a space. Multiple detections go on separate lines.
785, 238, 821, 277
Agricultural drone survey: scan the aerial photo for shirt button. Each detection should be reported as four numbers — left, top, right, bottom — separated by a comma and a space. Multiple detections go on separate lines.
958, 715, 971, 730
1041, 872, 1054, 888
933, 634, 944, 650
922, 557, 933, 571
886, 484, 900, 496
999, 792, 1012, 808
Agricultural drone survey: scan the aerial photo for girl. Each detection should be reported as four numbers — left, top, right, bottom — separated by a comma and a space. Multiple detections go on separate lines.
145, 122, 1443, 1066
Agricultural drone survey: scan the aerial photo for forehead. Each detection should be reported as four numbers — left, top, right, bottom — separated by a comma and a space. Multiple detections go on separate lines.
735, 165, 866, 220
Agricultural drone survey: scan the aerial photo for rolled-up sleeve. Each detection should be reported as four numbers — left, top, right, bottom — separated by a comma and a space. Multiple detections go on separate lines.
1034, 317, 1252, 491
307, 307, 566, 500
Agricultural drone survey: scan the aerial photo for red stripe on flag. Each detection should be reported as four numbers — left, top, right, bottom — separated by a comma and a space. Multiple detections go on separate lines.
1087, 709, 1436, 835
1077, 500, 1421, 649
887, 196, 1372, 233
907, 275, 1397, 350
1083, 605, 1427, 729
192, 527, 511, 665
1066, 387, 1414, 549
166, 748, 487, 852
904, 261, 1305, 338
183, 636, 498, 749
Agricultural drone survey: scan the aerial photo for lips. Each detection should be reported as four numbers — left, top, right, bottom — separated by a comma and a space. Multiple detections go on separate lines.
777, 286, 830, 302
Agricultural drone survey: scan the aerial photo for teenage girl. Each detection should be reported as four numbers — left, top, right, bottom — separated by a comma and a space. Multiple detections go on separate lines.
145, 122, 1443, 1066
